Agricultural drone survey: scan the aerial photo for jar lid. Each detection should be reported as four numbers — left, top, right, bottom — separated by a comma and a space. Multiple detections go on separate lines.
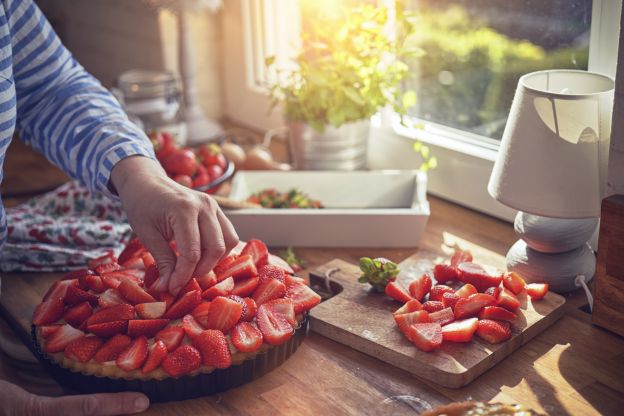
117, 69, 181, 99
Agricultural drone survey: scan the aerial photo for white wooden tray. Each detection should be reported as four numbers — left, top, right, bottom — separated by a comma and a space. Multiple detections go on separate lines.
224, 171, 430, 247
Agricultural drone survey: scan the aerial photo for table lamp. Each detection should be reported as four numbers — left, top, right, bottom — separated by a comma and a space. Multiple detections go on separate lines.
488, 69, 615, 293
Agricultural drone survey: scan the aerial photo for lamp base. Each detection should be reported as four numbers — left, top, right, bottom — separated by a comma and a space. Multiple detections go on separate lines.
506, 239, 595, 293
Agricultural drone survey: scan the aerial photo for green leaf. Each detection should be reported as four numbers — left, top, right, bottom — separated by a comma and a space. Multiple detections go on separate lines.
265, 56, 275, 67
402, 90, 417, 109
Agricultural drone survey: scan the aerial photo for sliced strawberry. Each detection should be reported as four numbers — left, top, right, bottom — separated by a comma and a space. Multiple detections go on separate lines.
88, 253, 116, 270
454, 293, 497, 319
101, 271, 132, 289
118, 238, 144, 265
226, 295, 247, 318
478, 306, 517, 321
442, 292, 460, 309
202, 277, 234, 301
120, 256, 145, 270
284, 274, 306, 287
240, 239, 269, 268
476, 319, 512, 344
457, 262, 503, 292
231, 276, 260, 297
142, 252, 155, 269
497, 287, 521, 311
213, 255, 238, 280
265, 298, 296, 326
44, 324, 84, 353
118, 279, 156, 304
429, 307, 455, 326
95, 262, 121, 275
216, 254, 257, 282
385, 281, 413, 303
135, 302, 166, 319
394, 310, 431, 338
455, 283, 478, 298
80, 274, 106, 294
253, 278, 287, 306
230, 322, 263, 353
163, 289, 202, 319
284, 282, 321, 313
408, 274, 432, 301
422, 301, 445, 313
127, 319, 169, 337
503, 272, 526, 295
63, 302, 93, 327
433, 264, 459, 283
121, 268, 146, 281
33, 298, 65, 325
94, 334, 132, 363
196, 271, 217, 290
39, 324, 62, 339
65, 285, 98, 306
87, 303, 134, 326
64, 269, 94, 281
393, 299, 423, 316
526, 283, 549, 300
450, 249, 473, 268
87, 320, 128, 337
485, 285, 501, 299
257, 264, 286, 284
408, 323, 443, 352
155, 326, 184, 352
193, 329, 232, 368
116, 336, 148, 371
179, 278, 202, 296
182, 314, 205, 339
441, 318, 478, 342
204, 296, 243, 332
142, 340, 168, 374
64, 335, 102, 363
256, 304, 293, 346
159, 292, 176, 309
43, 279, 78, 302
144, 264, 159, 289
241, 297, 257, 321
191, 302, 212, 327
98, 289, 126, 308
429, 285, 454, 302
162, 344, 202, 377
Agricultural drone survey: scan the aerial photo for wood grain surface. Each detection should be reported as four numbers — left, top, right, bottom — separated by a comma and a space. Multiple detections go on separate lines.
309, 255, 566, 388
0, 196, 622, 415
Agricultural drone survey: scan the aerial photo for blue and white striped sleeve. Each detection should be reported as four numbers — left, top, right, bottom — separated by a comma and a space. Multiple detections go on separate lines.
4, 0, 156, 198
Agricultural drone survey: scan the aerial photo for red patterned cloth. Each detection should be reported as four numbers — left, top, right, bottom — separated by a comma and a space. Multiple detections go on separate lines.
0, 182, 132, 272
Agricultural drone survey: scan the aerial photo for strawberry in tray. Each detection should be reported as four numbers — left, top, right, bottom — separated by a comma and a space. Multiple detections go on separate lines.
373, 251, 551, 353
31, 238, 320, 400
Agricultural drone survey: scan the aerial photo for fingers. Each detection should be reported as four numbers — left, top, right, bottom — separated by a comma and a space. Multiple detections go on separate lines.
139, 229, 177, 293
217, 208, 240, 254
193, 210, 225, 278
168, 212, 202, 295
37, 392, 149, 416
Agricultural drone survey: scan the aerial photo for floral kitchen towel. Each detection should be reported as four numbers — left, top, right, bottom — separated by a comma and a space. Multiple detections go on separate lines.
0, 181, 132, 272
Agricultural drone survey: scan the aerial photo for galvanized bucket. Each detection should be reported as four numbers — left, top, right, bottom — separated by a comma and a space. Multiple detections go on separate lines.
287, 120, 370, 170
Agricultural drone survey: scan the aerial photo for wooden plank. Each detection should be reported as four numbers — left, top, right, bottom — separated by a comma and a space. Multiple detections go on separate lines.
309, 255, 566, 388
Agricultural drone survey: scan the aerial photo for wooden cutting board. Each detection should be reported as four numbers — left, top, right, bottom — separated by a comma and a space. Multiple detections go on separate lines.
308, 253, 566, 388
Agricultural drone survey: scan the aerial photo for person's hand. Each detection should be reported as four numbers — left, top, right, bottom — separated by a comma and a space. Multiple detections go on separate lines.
0, 380, 149, 416
111, 156, 239, 295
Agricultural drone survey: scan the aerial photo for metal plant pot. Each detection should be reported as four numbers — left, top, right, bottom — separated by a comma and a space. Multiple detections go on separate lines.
287, 120, 370, 170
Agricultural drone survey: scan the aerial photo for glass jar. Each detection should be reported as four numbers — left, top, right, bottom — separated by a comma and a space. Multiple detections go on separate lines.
115, 69, 187, 145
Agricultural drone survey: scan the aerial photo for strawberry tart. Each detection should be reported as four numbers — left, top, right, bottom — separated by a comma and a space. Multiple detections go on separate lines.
31, 239, 321, 401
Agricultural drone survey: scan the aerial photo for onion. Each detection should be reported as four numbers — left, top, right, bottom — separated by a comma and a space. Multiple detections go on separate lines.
242, 146, 279, 170
221, 142, 246, 167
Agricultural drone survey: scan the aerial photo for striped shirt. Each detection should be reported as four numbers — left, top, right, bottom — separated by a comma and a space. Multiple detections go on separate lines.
0, 0, 155, 251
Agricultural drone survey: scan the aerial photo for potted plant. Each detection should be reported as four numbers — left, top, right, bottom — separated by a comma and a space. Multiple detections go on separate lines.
266, 4, 421, 170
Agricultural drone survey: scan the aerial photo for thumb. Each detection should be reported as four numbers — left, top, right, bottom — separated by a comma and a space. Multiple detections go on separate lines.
139, 230, 177, 293
38, 392, 149, 416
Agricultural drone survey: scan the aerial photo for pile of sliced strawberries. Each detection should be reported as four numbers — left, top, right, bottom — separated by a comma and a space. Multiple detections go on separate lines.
386, 249, 549, 352
32, 239, 321, 377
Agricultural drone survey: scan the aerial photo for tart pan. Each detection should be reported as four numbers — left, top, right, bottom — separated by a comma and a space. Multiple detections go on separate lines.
31, 316, 308, 402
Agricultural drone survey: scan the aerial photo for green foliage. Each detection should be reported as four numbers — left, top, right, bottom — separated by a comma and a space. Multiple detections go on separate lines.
358, 257, 400, 293
266, 4, 423, 132
404, 6, 589, 139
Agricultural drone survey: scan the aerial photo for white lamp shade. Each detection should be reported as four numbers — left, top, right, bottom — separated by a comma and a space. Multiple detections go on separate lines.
488, 70, 615, 218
